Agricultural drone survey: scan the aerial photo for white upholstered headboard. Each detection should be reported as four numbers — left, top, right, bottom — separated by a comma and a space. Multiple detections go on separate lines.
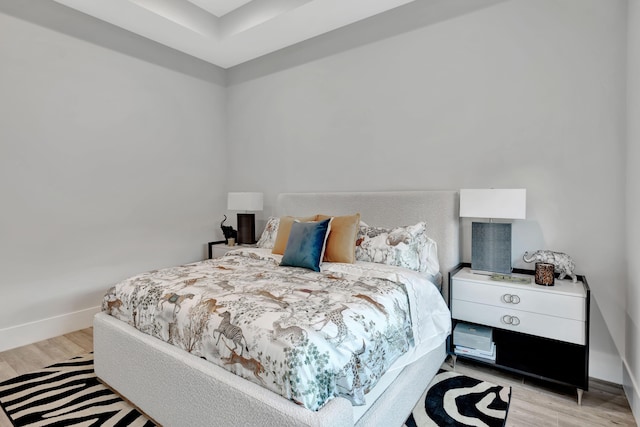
276, 191, 460, 298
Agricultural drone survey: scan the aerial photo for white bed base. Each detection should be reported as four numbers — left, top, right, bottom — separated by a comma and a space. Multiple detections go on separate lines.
94, 313, 445, 427
94, 190, 459, 426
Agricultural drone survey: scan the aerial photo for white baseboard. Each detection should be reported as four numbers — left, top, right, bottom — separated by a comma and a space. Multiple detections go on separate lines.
0, 306, 100, 353
623, 358, 640, 425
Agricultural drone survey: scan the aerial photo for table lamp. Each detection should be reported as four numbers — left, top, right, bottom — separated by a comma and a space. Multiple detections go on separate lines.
460, 189, 526, 275
227, 192, 263, 245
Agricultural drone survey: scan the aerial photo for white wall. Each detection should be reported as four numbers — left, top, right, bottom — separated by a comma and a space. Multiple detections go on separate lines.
0, 2, 227, 350
0, 0, 632, 397
227, 0, 627, 383
626, 0, 640, 418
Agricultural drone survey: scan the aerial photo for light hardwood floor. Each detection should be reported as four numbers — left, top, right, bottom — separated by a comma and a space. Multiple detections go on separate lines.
448, 358, 636, 427
0, 328, 636, 427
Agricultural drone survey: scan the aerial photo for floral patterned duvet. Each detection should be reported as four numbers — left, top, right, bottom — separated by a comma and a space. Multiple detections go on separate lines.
102, 248, 450, 411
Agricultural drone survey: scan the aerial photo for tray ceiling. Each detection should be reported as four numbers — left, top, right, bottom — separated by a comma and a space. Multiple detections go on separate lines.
52, 0, 417, 68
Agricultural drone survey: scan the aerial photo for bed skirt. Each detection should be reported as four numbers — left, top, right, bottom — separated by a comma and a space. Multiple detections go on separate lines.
93, 312, 446, 427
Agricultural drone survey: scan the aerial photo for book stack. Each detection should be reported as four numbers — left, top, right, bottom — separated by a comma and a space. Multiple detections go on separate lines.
454, 342, 496, 361
453, 322, 496, 362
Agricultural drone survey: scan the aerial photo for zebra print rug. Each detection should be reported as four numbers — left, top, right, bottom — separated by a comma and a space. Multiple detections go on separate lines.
0, 353, 155, 426
0, 355, 508, 427
404, 370, 511, 427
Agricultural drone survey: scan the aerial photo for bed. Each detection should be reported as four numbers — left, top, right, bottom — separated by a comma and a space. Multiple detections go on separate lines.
94, 190, 460, 426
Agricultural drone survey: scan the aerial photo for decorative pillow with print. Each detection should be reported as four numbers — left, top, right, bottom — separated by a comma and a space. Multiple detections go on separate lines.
355, 222, 439, 275
256, 217, 280, 249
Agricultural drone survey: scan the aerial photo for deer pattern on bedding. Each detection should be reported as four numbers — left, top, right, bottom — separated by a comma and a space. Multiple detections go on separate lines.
102, 252, 415, 411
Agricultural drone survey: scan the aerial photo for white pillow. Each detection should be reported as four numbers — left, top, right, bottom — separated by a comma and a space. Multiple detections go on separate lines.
256, 217, 280, 249
355, 222, 440, 276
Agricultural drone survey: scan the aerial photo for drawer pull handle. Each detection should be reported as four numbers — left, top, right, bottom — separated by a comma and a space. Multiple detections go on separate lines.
502, 294, 521, 304
501, 315, 521, 326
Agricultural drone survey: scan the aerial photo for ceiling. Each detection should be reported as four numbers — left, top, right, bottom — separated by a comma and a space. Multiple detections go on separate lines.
52, 0, 418, 69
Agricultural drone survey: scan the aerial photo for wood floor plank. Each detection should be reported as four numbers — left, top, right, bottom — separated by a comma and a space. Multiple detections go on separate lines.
507, 401, 559, 427
0, 361, 17, 383
34, 335, 83, 361
0, 344, 54, 376
63, 327, 94, 352
0, 411, 12, 427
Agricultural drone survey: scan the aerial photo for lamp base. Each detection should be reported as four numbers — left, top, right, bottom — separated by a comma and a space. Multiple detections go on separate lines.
471, 222, 512, 275
237, 213, 256, 245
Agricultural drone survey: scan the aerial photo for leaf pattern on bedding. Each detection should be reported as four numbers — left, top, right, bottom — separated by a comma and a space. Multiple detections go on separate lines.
102, 251, 414, 411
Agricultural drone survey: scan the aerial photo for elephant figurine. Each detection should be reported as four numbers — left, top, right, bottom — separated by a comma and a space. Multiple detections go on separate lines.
523, 250, 577, 283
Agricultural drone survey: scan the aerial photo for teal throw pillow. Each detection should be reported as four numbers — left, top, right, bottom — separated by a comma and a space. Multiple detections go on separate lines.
280, 219, 332, 272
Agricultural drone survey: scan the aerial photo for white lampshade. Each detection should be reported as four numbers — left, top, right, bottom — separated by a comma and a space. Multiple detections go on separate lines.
227, 192, 263, 211
459, 189, 526, 220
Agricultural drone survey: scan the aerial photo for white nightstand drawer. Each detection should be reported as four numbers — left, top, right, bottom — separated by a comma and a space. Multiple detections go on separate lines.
452, 278, 586, 321
448, 267, 590, 397
451, 299, 585, 345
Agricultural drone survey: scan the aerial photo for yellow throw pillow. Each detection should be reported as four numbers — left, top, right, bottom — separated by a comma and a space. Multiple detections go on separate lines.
272, 215, 319, 255
317, 213, 360, 263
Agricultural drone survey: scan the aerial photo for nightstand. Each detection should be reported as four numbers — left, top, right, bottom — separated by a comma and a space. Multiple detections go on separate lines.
449, 264, 590, 405
208, 241, 237, 259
